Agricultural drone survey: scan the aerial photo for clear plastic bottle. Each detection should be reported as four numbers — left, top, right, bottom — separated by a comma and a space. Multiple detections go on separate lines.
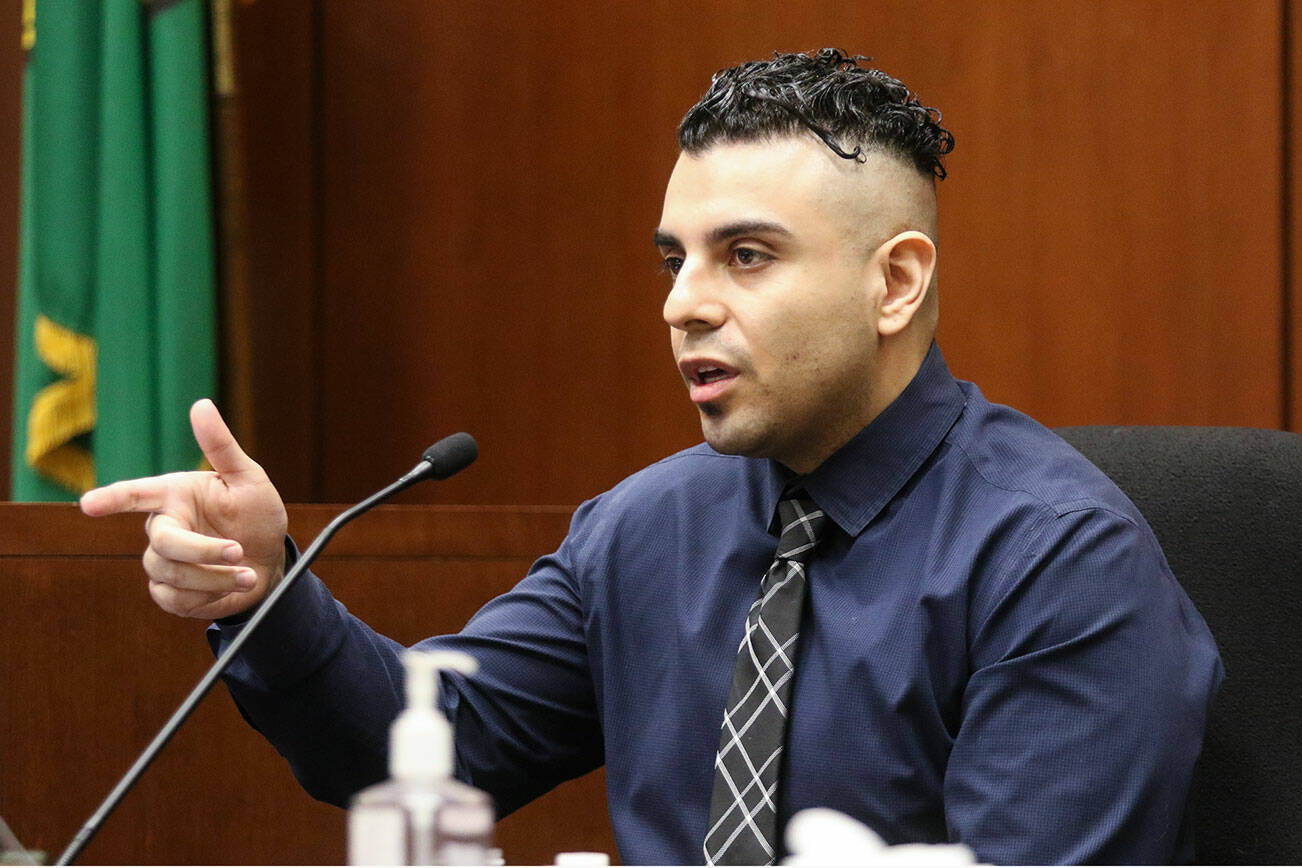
348, 650, 495, 865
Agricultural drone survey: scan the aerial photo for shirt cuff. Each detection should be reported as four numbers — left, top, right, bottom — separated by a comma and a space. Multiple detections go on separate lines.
206, 536, 349, 689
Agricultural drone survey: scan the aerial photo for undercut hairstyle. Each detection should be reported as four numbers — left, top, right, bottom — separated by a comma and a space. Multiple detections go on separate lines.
678, 48, 955, 180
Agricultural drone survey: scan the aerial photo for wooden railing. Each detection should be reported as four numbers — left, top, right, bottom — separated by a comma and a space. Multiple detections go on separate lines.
0, 502, 616, 865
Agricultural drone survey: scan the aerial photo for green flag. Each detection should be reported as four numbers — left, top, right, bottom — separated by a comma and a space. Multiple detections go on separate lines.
11, 0, 217, 500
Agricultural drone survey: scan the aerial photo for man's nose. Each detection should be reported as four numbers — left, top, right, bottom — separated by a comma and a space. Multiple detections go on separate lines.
662, 259, 726, 333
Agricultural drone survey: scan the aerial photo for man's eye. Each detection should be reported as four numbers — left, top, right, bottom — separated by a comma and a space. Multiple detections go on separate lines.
659, 256, 684, 276
730, 247, 769, 267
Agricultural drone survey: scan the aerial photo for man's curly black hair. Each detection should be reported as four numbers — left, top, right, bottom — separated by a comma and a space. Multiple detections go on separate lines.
677, 49, 955, 180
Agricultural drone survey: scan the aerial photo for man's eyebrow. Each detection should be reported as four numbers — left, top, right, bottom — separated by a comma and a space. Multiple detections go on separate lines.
653, 221, 793, 250
707, 220, 792, 245
652, 230, 681, 249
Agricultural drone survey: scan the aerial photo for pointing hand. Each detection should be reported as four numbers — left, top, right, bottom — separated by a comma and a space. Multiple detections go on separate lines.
80, 399, 289, 620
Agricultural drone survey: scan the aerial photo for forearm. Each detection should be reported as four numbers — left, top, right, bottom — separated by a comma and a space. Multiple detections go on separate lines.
206, 539, 605, 816
207, 556, 406, 806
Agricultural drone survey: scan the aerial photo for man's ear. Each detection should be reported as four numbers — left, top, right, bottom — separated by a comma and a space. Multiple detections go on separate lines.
875, 231, 936, 336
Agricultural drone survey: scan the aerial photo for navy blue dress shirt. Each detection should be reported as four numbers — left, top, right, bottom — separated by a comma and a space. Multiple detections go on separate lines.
212, 343, 1222, 865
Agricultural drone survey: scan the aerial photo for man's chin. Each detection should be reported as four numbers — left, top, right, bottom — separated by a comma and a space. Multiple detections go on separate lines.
700, 414, 769, 459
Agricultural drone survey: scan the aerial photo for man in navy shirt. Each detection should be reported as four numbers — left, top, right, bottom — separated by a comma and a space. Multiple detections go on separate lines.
83, 50, 1221, 864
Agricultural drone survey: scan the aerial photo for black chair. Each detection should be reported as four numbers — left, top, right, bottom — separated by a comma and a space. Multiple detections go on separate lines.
1055, 425, 1302, 865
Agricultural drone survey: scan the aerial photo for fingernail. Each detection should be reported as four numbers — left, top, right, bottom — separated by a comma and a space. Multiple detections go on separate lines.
235, 569, 257, 590
222, 543, 243, 563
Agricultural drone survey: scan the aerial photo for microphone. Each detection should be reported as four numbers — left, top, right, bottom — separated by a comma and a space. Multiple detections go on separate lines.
56, 434, 479, 866
405, 431, 479, 484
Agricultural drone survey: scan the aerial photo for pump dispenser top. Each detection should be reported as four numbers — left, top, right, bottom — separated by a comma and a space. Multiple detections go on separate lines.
391, 650, 478, 783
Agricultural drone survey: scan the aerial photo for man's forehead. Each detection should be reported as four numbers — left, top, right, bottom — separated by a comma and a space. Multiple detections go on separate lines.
658, 136, 910, 242
667, 136, 844, 194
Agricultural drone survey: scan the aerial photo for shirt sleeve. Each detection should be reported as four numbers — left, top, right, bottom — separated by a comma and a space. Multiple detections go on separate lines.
944, 505, 1223, 864
208, 535, 602, 816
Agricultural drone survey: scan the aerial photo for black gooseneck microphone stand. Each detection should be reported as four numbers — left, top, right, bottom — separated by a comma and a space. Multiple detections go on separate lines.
55, 433, 478, 866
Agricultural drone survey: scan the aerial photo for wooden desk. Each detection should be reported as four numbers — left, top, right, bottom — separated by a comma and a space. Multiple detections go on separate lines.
0, 502, 616, 864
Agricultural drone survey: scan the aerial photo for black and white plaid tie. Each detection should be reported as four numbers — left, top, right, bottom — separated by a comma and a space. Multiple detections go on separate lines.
703, 493, 830, 866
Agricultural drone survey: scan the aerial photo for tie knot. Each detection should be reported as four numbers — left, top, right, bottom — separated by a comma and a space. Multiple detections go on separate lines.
775, 493, 829, 562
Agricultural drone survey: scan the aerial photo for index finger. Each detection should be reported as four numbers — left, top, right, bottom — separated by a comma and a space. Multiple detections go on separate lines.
80, 474, 183, 517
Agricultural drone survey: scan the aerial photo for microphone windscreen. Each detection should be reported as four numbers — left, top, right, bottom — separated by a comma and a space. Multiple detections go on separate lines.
422, 432, 479, 480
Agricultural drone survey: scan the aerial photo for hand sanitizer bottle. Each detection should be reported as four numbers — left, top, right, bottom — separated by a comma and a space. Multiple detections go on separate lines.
348, 650, 495, 865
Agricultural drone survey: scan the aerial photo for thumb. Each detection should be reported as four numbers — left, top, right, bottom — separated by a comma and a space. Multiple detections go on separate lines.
190, 398, 259, 479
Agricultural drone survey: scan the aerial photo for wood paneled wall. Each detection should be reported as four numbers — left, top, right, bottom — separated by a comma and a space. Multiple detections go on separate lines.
0, 2, 1294, 500
214, 0, 1290, 507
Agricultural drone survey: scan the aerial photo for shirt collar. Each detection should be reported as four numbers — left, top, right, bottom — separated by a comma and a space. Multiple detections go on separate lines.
760, 341, 967, 537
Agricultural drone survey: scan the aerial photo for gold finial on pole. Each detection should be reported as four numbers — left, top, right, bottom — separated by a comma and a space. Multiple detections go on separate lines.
21, 0, 35, 51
